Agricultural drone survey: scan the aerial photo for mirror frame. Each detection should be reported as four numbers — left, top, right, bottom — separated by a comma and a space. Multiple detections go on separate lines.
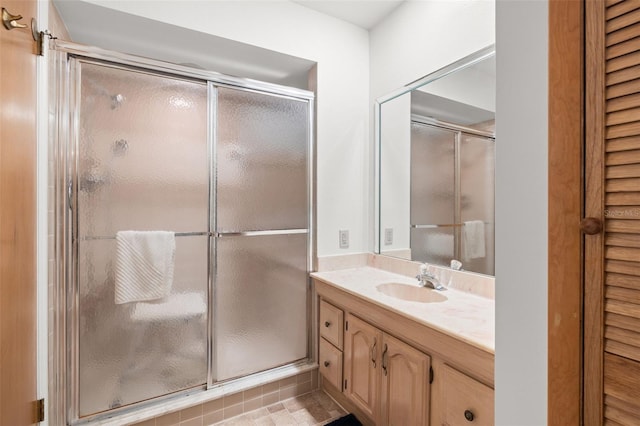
373, 44, 496, 264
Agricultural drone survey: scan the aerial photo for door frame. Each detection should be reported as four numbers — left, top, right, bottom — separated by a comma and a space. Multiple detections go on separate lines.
548, 0, 584, 424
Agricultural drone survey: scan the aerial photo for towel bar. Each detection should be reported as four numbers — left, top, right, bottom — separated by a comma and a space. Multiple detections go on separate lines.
80, 231, 211, 241
411, 222, 491, 229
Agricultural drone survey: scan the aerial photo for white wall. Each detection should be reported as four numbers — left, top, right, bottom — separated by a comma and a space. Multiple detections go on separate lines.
370, 1, 496, 98
495, 1, 548, 424
74, 0, 371, 256
379, 93, 411, 253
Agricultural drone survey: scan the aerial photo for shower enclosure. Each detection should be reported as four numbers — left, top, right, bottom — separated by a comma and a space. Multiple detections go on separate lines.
50, 41, 314, 423
410, 117, 495, 276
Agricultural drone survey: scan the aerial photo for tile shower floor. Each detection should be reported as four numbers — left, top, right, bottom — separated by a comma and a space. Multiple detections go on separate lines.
212, 390, 346, 426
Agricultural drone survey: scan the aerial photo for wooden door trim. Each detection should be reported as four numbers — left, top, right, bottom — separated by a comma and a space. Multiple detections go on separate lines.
0, 0, 39, 423
548, 0, 584, 424
583, 0, 605, 423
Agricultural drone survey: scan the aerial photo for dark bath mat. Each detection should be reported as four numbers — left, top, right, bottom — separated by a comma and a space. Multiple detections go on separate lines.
326, 413, 362, 426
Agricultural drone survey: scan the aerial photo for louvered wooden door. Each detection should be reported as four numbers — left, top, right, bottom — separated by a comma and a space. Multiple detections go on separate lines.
585, 1, 640, 424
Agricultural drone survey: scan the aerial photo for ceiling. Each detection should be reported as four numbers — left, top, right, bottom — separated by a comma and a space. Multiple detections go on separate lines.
291, 0, 405, 29
54, 1, 316, 89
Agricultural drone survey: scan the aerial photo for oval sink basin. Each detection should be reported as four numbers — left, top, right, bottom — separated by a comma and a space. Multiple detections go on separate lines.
376, 283, 448, 303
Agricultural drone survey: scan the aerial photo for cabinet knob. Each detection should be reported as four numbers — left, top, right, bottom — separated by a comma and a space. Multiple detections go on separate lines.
324, 321, 331, 327
324, 361, 330, 367
464, 410, 475, 422
580, 217, 602, 235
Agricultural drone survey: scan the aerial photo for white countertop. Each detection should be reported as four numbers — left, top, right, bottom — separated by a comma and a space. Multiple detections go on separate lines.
311, 266, 495, 354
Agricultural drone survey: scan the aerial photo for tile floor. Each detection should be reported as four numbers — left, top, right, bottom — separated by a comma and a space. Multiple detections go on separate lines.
212, 390, 346, 425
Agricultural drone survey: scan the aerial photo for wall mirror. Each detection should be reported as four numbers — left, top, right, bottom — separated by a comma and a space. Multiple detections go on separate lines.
375, 45, 495, 276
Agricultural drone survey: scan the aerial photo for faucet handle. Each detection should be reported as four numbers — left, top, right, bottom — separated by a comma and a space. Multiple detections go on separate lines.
419, 263, 428, 274
450, 259, 463, 271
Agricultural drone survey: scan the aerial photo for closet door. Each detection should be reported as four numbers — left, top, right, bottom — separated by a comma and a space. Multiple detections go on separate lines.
585, 2, 640, 423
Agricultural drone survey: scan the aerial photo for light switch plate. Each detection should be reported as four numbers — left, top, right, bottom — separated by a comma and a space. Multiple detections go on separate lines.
384, 228, 393, 245
339, 229, 349, 249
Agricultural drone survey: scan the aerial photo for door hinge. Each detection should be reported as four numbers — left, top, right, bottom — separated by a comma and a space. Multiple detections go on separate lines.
345, 321, 348, 331
429, 366, 434, 384
35, 398, 45, 423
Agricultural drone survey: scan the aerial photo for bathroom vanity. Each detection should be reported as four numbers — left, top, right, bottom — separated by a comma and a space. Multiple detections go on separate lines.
312, 265, 494, 426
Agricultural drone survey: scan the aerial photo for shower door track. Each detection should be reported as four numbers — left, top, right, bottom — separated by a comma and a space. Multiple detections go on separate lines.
51, 40, 316, 426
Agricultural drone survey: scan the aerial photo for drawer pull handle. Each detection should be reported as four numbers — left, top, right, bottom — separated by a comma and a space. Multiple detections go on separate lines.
324, 361, 330, 367
371, 338, 377, 368
382, 344, 388, 376
324, 321, 331, 327
464, 410, 475, 422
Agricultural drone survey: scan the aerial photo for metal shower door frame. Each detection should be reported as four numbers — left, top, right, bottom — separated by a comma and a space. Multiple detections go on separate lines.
50, 40, 315, 425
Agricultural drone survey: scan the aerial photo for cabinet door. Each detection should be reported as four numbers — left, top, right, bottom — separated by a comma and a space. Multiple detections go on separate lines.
380, 333, 431, 426
344, 314, 382, 421
441, 364, 494, 426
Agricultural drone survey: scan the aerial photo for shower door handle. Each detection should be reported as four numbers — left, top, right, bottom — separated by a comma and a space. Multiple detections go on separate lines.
67, 180, 73, 210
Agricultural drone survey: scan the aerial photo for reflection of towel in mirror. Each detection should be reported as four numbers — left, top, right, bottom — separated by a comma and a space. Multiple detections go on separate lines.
115, 231, 175, 304
463, 221, 486, 260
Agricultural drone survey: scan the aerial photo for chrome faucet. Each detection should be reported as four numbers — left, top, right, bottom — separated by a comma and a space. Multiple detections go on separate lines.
416, 264, 446, 291
450, 259, 463, 271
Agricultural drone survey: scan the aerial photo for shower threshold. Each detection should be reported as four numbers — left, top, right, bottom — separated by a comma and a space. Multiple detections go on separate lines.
81, 361, 317, 426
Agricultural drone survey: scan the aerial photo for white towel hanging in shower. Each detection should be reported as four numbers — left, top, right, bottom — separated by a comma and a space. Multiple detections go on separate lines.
114, 230, 176, 304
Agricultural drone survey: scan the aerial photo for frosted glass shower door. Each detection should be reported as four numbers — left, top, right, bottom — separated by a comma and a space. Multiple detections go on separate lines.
214, 86, 309, 381
75, 62, 208, 416
410, 123, 456, 263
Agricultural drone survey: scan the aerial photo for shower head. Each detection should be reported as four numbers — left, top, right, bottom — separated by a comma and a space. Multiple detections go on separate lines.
111, 94, 125, 110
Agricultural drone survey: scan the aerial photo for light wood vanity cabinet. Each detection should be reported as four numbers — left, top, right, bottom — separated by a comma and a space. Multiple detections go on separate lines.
343, 314, 381, 420
319, 337, 343, 390
315, 279, 494, 426
320, 300, 343, 348
319, 300, 344, 390
441, 365, 494, 426
378, 332, 430, 426
321, 308, 432, 425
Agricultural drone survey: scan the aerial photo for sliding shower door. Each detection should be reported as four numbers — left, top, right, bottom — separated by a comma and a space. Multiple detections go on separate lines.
213, 86, 310, 381
57, 44, 314, 424
74, 61, 209, 416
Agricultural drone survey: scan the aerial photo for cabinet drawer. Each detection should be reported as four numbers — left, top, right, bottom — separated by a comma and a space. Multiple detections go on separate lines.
320, 300, 344, 349
442, 365, 494, 426
319, 337, 343, 390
